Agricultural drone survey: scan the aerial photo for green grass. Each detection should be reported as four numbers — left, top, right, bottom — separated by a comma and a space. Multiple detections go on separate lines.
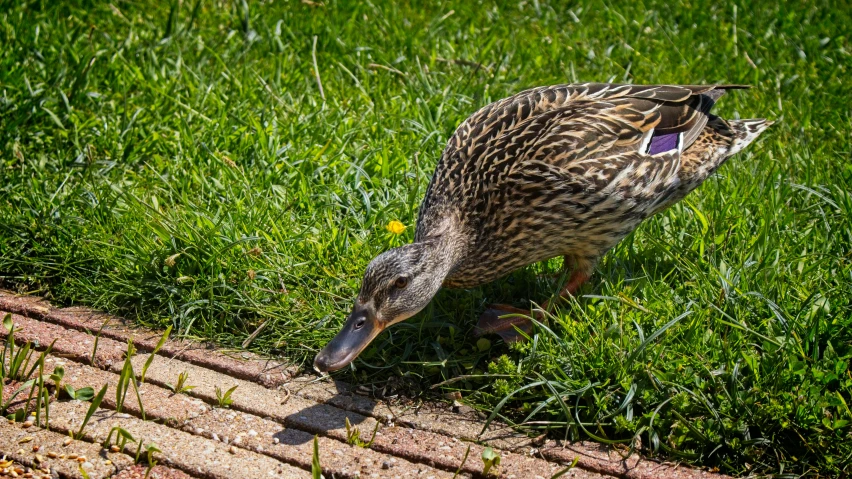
1, 0, 850, 476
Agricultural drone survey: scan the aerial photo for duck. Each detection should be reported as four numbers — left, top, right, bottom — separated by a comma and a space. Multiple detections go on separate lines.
314, 83, 772, 373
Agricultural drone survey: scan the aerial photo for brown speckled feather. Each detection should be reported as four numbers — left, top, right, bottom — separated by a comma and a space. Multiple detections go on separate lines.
415, 83, 770, 288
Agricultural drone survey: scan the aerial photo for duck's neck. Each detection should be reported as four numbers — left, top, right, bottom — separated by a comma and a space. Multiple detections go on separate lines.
420, 234, 465, 281
415, 218, 467, 284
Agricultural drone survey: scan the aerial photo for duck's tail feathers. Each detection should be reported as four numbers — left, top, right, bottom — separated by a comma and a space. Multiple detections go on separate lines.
727, 119, 774, 156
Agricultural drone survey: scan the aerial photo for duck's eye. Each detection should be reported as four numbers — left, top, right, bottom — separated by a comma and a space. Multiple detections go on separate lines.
394, 276, 409, 289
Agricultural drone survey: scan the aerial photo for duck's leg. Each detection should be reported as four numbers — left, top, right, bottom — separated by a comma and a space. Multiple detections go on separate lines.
541, 267, 591, 311
474, 304, 536, 343
475, 256, 593, 343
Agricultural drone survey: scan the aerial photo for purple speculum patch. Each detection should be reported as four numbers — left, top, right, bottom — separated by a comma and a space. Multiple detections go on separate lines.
648, 132, 679, 155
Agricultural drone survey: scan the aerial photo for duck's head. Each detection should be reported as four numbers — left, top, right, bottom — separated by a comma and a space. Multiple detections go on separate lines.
313, 239, 455, 372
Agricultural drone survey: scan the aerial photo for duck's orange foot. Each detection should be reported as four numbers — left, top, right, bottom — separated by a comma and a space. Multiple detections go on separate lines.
475, 305, 536, 344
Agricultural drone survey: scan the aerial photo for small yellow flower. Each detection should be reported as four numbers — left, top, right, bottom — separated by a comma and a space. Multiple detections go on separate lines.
386, 220, 406, 235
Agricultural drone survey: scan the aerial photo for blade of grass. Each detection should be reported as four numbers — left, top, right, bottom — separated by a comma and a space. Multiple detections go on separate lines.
140, 325, 171, 383
76, 384, 108, 439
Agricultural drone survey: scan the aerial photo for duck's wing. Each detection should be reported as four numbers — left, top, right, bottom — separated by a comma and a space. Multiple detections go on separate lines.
444, 83, 746, 164
504, 149, 683, 246
417, 83, 746, 239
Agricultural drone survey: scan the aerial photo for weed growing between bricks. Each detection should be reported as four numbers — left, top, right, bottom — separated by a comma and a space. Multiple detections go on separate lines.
1, 314, 54, 424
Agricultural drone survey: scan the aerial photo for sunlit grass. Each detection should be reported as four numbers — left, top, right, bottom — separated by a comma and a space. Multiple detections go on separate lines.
1, 0, 850, 475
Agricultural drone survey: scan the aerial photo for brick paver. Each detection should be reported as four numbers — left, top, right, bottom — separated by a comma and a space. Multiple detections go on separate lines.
0, 417, 133, 479
0, 312, 126, 368
1, 291, 730, 479
1, 379, 37, 414
45, 355, 210, 426
291, 376, 534, 449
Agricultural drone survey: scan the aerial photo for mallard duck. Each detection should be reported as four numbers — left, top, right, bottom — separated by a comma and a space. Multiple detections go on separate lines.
314, 83, 771, 372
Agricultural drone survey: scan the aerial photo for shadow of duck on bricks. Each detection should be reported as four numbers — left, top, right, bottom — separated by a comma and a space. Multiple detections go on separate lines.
281, 378, 376, 445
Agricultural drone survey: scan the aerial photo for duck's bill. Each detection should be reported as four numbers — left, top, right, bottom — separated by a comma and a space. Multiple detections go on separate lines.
313, 312, 382, 373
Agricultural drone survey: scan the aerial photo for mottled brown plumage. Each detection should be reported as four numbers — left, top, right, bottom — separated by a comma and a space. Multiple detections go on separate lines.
314, 83, 772, 372
420, 83, 769, 288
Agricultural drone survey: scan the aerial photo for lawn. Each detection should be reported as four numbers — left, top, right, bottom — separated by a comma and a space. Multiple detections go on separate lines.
1, 0, 850, 476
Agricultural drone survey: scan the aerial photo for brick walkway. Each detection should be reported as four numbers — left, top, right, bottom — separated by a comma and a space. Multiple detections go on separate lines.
0, 291, 729, 479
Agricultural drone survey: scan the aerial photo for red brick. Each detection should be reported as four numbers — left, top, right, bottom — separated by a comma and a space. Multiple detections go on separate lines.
0, 312, 127, 369
541, 441, 732, 479
0, 291, 55, 319
292, 376, 535, 450
153, 341, 295, 389
1, 379, 45, 414
43, 355, 209, 426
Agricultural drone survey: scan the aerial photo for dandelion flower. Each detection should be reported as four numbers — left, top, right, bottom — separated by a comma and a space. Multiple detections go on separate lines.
386, 220, 406, 235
